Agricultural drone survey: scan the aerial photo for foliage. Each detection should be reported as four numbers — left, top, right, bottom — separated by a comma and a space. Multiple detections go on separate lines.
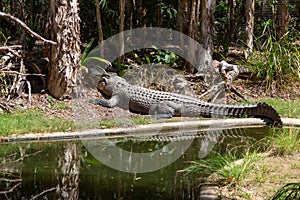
245, 31, 300, 89
267, 128, 300, 155
151, 46, 179, 67
184, 149, 260, 186
270, 183, 300, 200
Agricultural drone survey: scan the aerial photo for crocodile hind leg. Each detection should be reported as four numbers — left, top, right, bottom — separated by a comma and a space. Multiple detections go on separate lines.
149, 101, 182, 119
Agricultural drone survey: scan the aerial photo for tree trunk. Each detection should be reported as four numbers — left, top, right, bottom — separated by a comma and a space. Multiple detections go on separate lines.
197, 0, 215, 75
177, 0, 190, 35
276, 0, 289, 38
244, 0, 254, 59
188, 0, 197, 39
195, 0, 200, 41
200, 0, 215, 54
95, 0, 103, 43
47, 0, 81, 99
225, 0, 236, 55
117, 0, 125, 71
157, 0, 162, 27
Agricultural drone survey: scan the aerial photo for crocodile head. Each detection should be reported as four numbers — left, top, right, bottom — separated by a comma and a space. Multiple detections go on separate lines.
97, 74, 127, 98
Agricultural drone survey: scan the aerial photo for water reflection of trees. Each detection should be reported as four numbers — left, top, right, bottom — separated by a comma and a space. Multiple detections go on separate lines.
0, 143, 81, 199
56, 143, 80, 199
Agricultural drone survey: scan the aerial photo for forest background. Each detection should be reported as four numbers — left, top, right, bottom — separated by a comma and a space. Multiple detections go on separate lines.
0, 0, 299, 111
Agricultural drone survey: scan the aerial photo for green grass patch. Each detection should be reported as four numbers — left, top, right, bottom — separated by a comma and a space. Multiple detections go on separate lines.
267, 128, 300, 155
239, 98, 300, 118
183, 150, 261, 186
132, 117, 151, 125
0, 109, 74, 136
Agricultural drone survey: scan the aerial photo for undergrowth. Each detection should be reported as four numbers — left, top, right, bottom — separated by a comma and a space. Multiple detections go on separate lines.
245, 31, 300, 90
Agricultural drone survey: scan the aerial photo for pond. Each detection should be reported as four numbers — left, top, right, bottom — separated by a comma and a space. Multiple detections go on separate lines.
0, 126, 274, 199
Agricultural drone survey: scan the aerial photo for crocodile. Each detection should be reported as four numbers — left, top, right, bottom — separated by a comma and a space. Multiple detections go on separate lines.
91, 74, 282, 126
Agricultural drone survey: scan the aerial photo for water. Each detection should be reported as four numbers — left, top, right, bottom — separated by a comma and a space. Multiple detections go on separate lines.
0, 126, 271, 199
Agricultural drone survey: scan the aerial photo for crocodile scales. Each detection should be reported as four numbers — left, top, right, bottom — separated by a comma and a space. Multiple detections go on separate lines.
92, 74, 282, 126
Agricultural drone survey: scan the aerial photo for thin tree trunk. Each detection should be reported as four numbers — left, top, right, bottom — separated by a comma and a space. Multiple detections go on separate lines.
47, 0, 81, 99
276, 0, 289, 38
244, 0, 254, 59
195, 0, 200, 41
225, 0, 236, 55
200, 0, 215, 53
157, 0, 162, 27
118, 0, 125, 70
95, 0, 103, 43
188, 0, 197, 39
177, 0, 189, 35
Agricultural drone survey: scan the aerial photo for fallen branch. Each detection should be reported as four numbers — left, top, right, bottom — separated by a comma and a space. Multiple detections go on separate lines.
2, 71, 46, 76
0, 11, 57, 45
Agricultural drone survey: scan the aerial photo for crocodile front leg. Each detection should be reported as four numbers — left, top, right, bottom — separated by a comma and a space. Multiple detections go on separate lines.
90, 95, 120, 108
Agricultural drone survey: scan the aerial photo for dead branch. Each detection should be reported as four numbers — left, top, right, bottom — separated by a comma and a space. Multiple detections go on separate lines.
1, 71, 46, 76
0, 11, 56, 45
0, 98, 15, 113
30, 187, 56, 200
0, 45, 22, 51
0, 182, 21, 194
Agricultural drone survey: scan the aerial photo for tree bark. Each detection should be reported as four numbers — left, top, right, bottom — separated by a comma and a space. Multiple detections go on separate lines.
244, 0, 254, 59
276, 0, 289, 38
197, 0, 215, 75
47, 0, 81, 99
118, 0, 125, 70
225, 0, 236, 54
200, 0, 215, 53
95, 0, 103, 43
188, 0, 197, 39
177, 0, 190, 35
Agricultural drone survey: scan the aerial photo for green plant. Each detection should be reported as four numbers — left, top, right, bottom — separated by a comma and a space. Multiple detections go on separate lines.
151, 46, 179, 67
184, 149, 260, 186
0, 31, 10, 44
270, 183, 300, 200
81, 38, 111, 73
0, 72, 10, 97
246, 31, 300, 90
267, 129, 300, 155
132, 117, 151, 125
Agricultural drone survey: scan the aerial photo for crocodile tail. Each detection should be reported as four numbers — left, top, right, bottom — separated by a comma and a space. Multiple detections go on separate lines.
210, 102, 282, 127
243, 102, 282, 127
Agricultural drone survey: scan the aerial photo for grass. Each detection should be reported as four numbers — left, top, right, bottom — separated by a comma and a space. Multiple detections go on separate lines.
0, 109, 74, 136
245, 32, 300, 90
183, 149, 261, 187
182, 128, 300, 199
239, 98, 300, 118
0, 110, 152, 136
267, 128, 300, 155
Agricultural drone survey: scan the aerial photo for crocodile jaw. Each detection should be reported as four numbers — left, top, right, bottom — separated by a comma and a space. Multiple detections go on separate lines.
97, 77, 112, 98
